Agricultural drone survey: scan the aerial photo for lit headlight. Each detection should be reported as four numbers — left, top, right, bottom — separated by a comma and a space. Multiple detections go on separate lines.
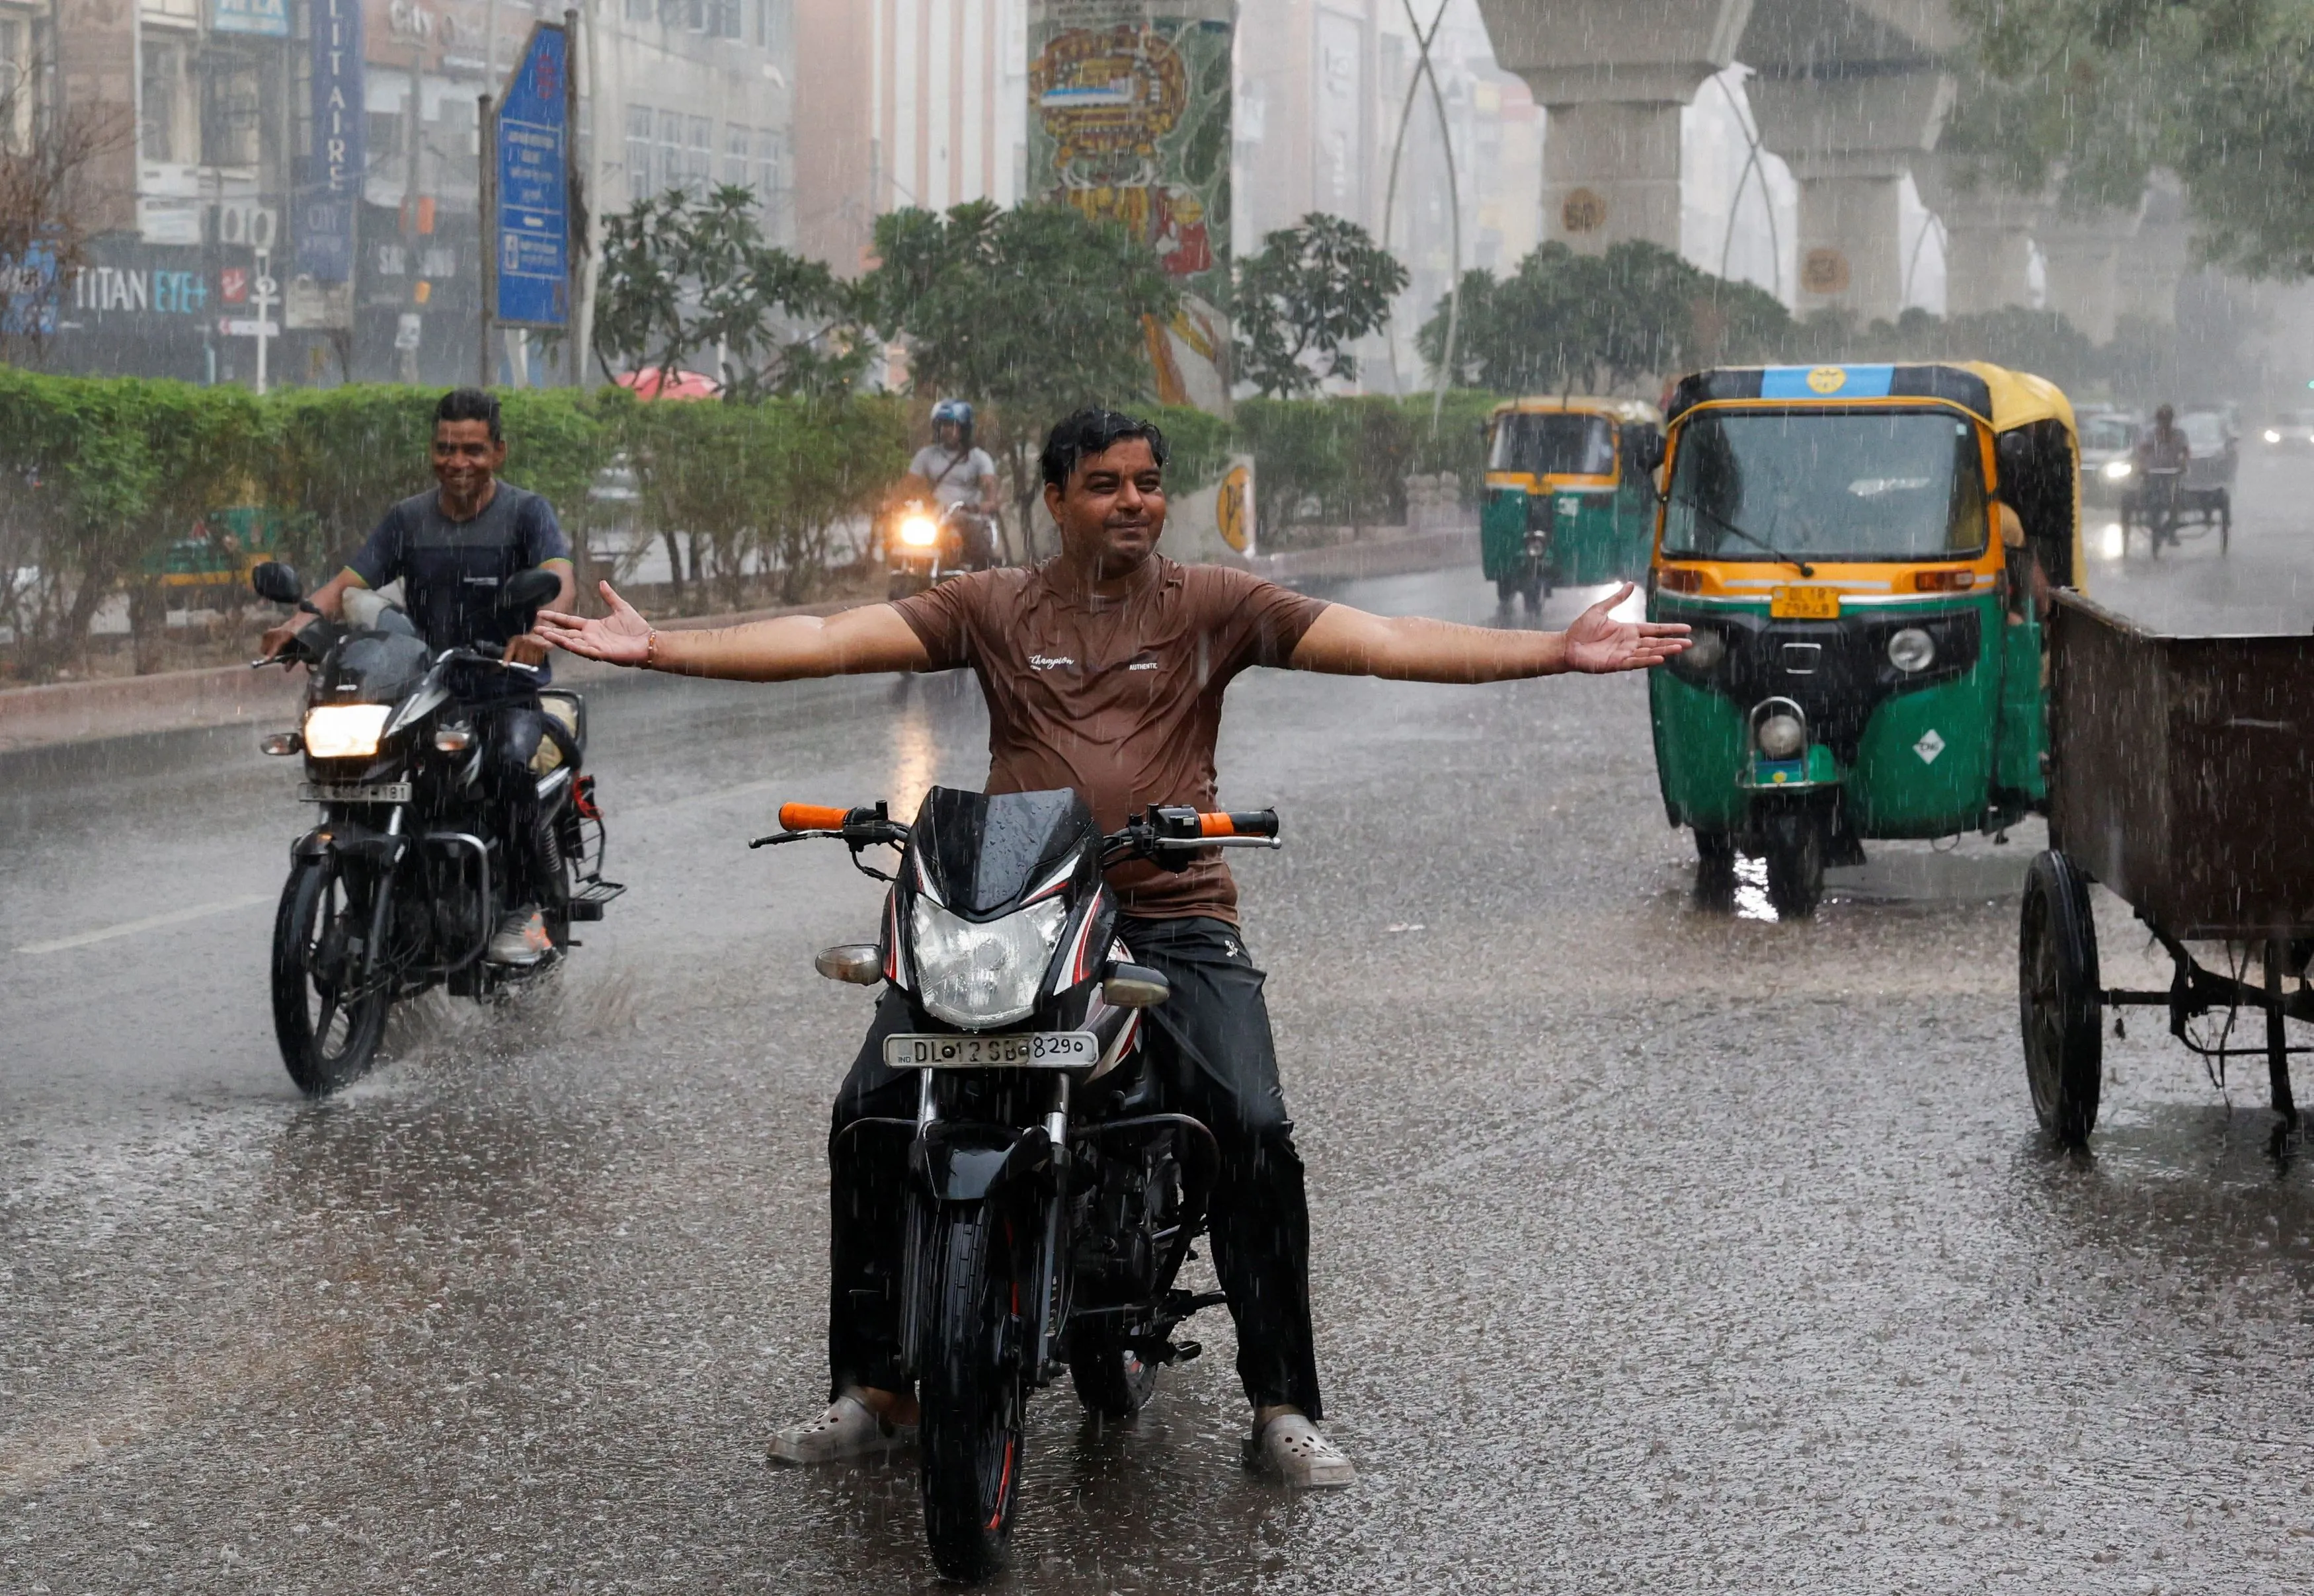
1682, 629, 1726, 672
302, 703, 389, 758
910, 897, 1068, 1028
1757, 713, 1806, 760
2102, 459, 2132, 480
2265, 429, 2282, 444
898, 513, 939, 548
1887, 627, 1937, 672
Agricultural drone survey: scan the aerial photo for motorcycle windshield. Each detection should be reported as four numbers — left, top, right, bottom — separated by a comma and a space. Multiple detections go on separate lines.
912, 786, 1097, 918
313, 629, 433, 707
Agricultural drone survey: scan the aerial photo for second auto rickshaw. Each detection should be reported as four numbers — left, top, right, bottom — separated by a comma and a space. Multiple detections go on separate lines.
1480, 397, 1663, 613
1646, 362, 2082, 916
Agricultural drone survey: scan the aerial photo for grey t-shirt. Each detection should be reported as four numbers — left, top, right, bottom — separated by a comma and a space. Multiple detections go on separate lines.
908, 444, 998, 509
347, 482, 570, 678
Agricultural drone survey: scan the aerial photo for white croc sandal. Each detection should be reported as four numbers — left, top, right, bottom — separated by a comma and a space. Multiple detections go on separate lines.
1250, 1413, 1356, 1488
766, 1394, 916, 1465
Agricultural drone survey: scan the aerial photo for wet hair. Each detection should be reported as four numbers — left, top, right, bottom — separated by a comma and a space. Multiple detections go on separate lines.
434, 386, 503, 442
1040, 408, 1169, 491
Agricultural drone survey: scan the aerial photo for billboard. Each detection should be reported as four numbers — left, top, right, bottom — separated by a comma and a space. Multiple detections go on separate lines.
296, 0, 364, 284
491, 23, 571, 328
1027, 0, 1233, 411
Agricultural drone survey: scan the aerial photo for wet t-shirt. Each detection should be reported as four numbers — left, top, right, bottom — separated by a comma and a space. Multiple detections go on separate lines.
890, 557, 1330, 921
346, 483, 571, 684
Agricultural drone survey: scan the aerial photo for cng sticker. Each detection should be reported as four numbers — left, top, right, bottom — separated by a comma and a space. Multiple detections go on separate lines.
1807, 366, 1847, 394
1914, 729, 1946, 764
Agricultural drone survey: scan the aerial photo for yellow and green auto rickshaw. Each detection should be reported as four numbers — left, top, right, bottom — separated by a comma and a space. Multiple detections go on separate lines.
1480, 397, 1663, 614
1645, 362, 2082, 916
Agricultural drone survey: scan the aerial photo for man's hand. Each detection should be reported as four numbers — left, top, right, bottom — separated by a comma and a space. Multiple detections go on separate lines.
503, 633, 551, 666
536, 580, 653, 666
1563, 582, 1691, 674
259, 618, 307, 660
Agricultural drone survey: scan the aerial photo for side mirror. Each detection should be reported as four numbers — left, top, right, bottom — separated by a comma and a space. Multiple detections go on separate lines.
1101, 961, 1170, 1009
251, 561, 303, 604
498, 567, 563, 612
1632, 430, 1666, 476
815, 943, 884, 985
1997, 430, 2034, 485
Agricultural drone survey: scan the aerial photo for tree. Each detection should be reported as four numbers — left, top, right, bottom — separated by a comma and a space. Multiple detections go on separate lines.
592, 185, 865, 400
0, 61, 134, 366
1230, 214, 1409, 397
1946, 0, 2314, 277
863, 200, 1178, 555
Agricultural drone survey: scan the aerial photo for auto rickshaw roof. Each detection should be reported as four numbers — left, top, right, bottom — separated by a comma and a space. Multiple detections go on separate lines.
1664, 362, 2074, 436
1492, 396, 1663, 426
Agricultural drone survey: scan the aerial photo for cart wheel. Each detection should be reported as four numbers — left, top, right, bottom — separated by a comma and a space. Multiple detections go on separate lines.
1761, 810, 1823, 919
2219, 495, 2231, 556
1693, 828, 1736, 907
2020, 850, 2102, 1146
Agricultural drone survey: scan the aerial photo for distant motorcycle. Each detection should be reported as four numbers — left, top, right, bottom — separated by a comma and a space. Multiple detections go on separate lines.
885, 499, 1001, 601
762, 787, 1281, 1581
248, 561, 623, 1094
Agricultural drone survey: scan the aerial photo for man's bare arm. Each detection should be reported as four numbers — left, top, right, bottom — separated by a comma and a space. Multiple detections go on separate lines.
535, 580, 932, 680
1289, 582, 1688, 680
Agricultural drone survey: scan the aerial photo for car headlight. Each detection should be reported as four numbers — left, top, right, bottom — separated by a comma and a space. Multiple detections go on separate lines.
1757, 713, 1806, 760
1682, 628, 1726, 672
2265, 429, 2282, 443
2102, 459, 2132, 479
302, 703, 389, 759
910, 897, 1068, 1028
898, 513, 939, 548
1887, 627, 1936, 672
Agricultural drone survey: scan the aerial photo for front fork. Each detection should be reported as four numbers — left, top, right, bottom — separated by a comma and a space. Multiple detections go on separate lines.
900, 1069, 1074, 1387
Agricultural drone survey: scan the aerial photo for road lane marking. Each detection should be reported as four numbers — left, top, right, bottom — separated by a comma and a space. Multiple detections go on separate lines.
14, 893, 272, 955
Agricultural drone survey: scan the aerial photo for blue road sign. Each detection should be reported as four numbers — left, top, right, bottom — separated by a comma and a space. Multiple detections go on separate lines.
495, 25, 571, 329
296, 0, 363, 284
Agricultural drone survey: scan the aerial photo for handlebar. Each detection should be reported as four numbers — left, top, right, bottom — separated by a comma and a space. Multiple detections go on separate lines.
751, 801, 1284, 863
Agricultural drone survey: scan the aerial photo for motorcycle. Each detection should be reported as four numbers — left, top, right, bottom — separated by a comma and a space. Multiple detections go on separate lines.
248, 560, 624, 1095
884, 498, 1002, 601
760, 787, 1282, 1580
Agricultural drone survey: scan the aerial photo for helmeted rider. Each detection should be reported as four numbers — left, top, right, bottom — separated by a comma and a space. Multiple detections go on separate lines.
534, 407, 1689, 1489
904, 399, 1002, 568
261, 387, 576, 967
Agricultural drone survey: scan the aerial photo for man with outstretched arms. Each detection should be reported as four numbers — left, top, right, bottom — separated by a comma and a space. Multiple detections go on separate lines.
537, 409, 1687, 1486
263, 387, 576, 967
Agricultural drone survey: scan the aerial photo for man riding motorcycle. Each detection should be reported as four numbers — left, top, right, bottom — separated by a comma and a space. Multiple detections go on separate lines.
262, 387, 576, 967
902, 398, 1002, 568
536, 408, 1688, 1488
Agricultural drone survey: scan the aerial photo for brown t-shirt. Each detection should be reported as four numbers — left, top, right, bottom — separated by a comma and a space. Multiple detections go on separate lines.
890, 556, 1330, 921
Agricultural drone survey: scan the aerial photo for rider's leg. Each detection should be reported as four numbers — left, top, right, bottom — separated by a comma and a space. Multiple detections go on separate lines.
481, 701, 553, 965
1115, 916, 1324, 1421
826, 988, 920, 1411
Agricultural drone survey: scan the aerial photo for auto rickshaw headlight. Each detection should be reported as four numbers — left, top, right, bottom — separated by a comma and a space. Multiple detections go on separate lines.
1887, 627, 1937, 674
2102, 459, 2133, 480
1683, 629, 1725, 672
1757, 713, 1806, 760
2265, 428, 2283, 444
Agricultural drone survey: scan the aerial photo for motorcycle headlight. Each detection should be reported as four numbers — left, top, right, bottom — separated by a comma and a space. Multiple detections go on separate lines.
2102, 459, 2132, 480
302, 703, 389, 759
1887, 627, 1937, 673
2264, 429, 2282, 444
899, 513, 940, 548
910, 897, 1069, 1029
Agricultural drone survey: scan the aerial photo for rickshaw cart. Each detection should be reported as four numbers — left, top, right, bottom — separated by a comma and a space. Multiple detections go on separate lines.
2020, 589, 2314, 1147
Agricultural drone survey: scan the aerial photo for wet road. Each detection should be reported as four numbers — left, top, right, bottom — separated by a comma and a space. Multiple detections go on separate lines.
11, 455, 2314, 1592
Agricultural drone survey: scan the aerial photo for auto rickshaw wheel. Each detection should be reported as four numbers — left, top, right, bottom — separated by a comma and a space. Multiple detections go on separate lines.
1494, 576, 1517, 609
1761, 809, 1823, 919
1519, 572, 1545, 614
1693, 829, 1736, 908
2020, 850, 2102, 1146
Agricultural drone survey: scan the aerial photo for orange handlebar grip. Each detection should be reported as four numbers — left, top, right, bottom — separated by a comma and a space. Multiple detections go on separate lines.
1198, 813, 1236, 838
780, 803, 851, 832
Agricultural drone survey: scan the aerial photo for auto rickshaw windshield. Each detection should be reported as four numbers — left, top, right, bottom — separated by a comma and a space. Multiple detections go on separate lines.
1490, 412, 1616, 477
1661, 409, 1987, 562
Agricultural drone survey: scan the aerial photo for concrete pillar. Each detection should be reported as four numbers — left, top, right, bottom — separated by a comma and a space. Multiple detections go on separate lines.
1914, 160, 2045, 316
2116, 177, 2189, 329
1475, 0, 1754, 254
2038, 203, 2143, 344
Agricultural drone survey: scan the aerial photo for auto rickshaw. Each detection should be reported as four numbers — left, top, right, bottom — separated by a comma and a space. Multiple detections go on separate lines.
1481, 397, 1663, 613
1645, 362, 2082, 916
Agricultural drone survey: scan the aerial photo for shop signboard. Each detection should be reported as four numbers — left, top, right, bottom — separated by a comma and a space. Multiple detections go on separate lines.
297, 0, 366, 283
212, 0, 290, 36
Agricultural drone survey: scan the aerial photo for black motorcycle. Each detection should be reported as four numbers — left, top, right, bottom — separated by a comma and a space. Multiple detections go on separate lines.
761, 787, 1281, 1581
249, 561, 623, 1094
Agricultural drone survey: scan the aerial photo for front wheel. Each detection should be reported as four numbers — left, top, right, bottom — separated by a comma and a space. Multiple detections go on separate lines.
918, 1204, 1029, 1581
2020, 850, 2102, 1145
271, 853, 393, 1095
1761, 810, 1824, 919
1693, 828, 1737, 907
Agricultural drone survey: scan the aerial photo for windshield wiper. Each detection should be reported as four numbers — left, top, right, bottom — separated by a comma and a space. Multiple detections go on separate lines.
1673, 499, 1815, 577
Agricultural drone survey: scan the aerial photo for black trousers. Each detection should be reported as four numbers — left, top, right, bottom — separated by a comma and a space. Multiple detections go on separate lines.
827, 914, 1324, 1417
474, 696, 550, 908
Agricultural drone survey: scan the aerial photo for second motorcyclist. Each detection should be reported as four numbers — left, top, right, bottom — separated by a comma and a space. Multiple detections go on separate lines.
262, 387, 576, 967
903, 398, 1003, 569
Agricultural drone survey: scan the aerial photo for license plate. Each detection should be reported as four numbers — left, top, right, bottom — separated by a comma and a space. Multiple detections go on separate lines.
1770, 584, 1840, 619
1753, 758, 1806, 786
883, 1031, 1100, 1070
300, 781, 411, 804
